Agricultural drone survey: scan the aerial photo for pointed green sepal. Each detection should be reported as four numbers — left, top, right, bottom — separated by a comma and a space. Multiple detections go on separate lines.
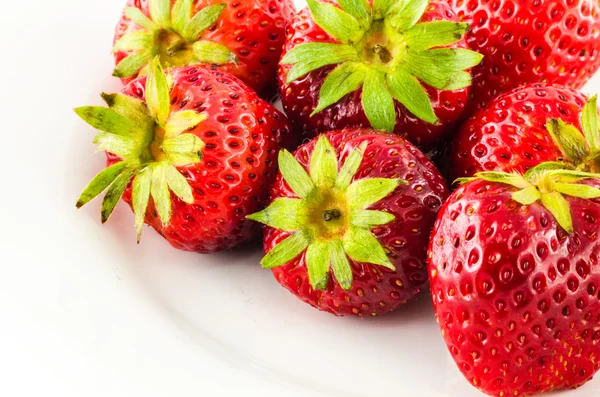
404, 21, 470, 52
388, 68, 438, 124
113, 31, 153, 53
511, 185, 541, 205
553, 182, 600, 199
312, 62, 367, 115
247, 198, 305, 231
343, 227, 395, 270
362, 69, 396, 132
101, 92, 150, 125
329, 240, 353, 290
540, 192, 573, 233
113, 50, 153, 79
524, 161, 573, 180
93, 133, 138, 159
162, 134, 205, 165
146, 58, 171, 126
472, 171, 530, 189
149, 0, 172, 28
282, 43, 359, 83
101, 167, 137, 223
261, 232, 310, 269
182, 3, 226, 42
132, 167, 152, 242
163, 162, 194, 203
124, 7, 157, 31
405, 48, 483, 90
350, 210, 395, 228
278, 150, 317, 198
306, 241, 332, 290
150, 163, 172, 226
76, 161, 131, 209
74, 106, 142, 136
165, 110, 206, 138
193, 40, 237, 65
386, 0, 430, 31
307, 0, 364, 43
337, 0, 371, 28
455, 177, 476, 185
373, 0, 393, 17
335, 141, 368, 190
582, 95, 599, 152
546, 118, 589, 164
346, 178, 403, 210
172, 0, 193, 34
310, 135, 339, 188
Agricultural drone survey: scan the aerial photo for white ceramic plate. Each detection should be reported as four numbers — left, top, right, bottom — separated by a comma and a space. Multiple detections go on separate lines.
3, 1, 600, 396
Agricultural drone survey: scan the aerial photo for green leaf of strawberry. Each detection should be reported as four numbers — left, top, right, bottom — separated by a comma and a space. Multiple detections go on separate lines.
281, 0, 483, 132
462, 162, 600, 233
75, 58, 206, 241
114, 0, 235, 79
248, 135, 402, 291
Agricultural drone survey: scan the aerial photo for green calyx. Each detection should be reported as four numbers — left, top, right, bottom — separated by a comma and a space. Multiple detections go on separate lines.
247, 136, 404, 290
75, 58, 206, 241
545, 95, 600, 173
458, 162, 600, 234
114, 0, 235, 78
280, 0, 483, 131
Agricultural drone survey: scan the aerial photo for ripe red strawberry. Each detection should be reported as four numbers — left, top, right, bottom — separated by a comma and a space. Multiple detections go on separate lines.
447, 0, 600, 114
448, 83, 600, 182
75, 60, 292, 252
113, 0, 295, 96
429, 164, 600, 396
277, 0, 483, 151
248, 129, 449, 316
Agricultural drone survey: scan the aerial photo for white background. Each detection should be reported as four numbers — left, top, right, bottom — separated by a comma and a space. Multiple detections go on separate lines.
0, 1, 309, 396
1, 1, 600, 397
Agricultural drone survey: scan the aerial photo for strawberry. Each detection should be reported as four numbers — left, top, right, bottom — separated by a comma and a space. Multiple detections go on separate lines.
447, 0, 600, 114
113, 0, 295, 96
277, 0, 483, 151
74, 60, 292, 252
429, 163, 600, 396
248, 129, 449, 316
448, 83, 600, 182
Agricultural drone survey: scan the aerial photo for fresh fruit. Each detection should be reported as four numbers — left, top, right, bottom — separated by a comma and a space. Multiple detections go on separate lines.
113, 0, 295, 95
447, 0, 600, 114
429, 163, 600, 396
248, 129, 449, 316
448, 83, 600, 182
74, 60, 292, 253
277, 0, 483, 151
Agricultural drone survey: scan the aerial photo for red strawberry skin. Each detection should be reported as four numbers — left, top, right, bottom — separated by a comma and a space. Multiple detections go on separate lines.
448, 83, 588, 182
114, 0, 295, 95
447, 0, 600, 114
107, 65, 293, 253
278, 1, 470, 152
263, 129, 449, 316
429, 179, 600, 396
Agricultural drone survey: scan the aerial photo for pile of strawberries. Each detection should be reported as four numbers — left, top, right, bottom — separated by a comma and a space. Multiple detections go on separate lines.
75, 0, 600, 395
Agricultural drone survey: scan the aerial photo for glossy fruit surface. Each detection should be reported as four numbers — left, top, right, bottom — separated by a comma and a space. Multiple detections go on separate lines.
77, 64, 293, 253
114, 0, 295, 95
448, 83, 591, 181
429, 178, 600, 396
447, 0, 600, 114
278, 0, 480, 151
259, 129, 449, 316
